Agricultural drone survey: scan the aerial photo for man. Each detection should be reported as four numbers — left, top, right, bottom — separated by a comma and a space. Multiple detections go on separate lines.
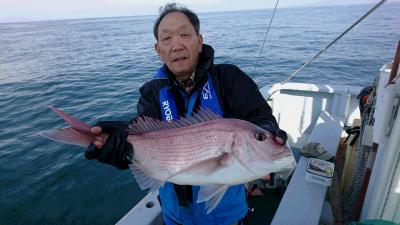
86, 3, 287, 225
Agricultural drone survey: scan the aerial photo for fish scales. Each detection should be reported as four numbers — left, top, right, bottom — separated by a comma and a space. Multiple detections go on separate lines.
128, 120, 234, 180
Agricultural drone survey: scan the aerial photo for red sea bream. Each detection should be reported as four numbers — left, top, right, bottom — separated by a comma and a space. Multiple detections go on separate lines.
41, 106, 295, 212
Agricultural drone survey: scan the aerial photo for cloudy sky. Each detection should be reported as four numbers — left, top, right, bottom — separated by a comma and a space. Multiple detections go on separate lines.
0, 0, 383, 22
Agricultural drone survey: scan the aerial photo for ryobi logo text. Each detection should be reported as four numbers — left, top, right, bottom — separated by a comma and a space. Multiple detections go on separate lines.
162, 100, 173, 122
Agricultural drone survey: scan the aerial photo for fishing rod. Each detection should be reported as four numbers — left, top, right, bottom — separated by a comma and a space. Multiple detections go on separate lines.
252, 0, 280, 75
281, 0, 388, 84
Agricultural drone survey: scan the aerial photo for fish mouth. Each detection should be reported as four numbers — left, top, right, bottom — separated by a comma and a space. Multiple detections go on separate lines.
271, 146, 292, 159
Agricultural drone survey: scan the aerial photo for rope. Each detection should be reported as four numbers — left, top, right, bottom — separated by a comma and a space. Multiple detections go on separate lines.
341, 81, 377, 222
281, 0, 388, 84
252, 0, 280, 74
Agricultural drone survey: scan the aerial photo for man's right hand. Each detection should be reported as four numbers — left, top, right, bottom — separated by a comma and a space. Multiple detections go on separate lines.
85, 121, 133, 170
90, 126, 109, 148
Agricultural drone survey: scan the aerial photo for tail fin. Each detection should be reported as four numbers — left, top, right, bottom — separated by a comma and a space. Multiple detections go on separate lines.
40, 106, 94, 147
48, 105, 92, 134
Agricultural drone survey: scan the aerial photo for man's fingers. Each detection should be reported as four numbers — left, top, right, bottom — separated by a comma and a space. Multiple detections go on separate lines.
274, 136, 284, 145
91, 126, 102, 135
91, 127, 109, 148
262, 174, 271, 182
94, 141, 104, 148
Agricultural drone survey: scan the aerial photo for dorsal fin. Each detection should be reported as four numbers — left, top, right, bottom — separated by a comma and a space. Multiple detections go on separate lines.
128, 107, 221, 134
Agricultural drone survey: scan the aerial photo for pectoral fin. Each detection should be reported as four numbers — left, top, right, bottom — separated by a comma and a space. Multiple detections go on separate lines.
197, 184, 229, 203
167, 153, 233, 181
129, 162, 164, 192
198, 184, 230, 214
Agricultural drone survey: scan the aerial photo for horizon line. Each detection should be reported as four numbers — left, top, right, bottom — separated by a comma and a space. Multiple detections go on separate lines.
0, 1, 397, 25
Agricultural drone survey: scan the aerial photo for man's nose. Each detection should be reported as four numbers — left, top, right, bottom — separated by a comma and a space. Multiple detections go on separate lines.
171, 36, 184, 52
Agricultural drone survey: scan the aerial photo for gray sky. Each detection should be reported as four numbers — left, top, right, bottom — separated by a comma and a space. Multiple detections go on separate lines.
0, 0, 381, 23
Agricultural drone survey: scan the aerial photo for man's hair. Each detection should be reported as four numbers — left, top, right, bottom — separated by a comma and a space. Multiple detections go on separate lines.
153, 3, 200, 40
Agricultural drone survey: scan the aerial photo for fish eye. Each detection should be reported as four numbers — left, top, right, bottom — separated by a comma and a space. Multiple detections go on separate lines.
254, 132, 267, 141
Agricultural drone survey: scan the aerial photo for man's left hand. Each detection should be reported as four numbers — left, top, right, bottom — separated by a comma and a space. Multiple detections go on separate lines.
262, 174, 271, 182
274, 136, 285, 145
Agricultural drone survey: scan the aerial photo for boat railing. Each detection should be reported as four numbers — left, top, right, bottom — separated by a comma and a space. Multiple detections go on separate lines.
260, 82, 362, 225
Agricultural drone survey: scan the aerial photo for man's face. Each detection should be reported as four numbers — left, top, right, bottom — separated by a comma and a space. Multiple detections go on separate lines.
155, 12, 203, 80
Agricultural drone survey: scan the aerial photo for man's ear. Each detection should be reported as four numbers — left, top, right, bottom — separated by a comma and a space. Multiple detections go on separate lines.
155, 43, 162, 60
197, 34, 203, 53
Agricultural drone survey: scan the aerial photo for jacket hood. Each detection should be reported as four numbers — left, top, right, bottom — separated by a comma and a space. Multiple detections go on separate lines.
198, 44, 214, 71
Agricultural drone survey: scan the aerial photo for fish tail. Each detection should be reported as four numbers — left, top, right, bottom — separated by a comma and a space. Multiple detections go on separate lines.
48, 105, 92, 134
40, 106, 94, 147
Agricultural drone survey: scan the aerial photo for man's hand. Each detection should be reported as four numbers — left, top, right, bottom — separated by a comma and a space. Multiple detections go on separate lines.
262, 174, 271, 182
90, 126, 109, 148
84, 121, 132, 170
274, 136, 284, 145
247, 174, 272, 196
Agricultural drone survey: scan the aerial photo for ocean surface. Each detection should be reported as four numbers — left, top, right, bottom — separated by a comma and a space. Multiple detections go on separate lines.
0, 3, 399, 225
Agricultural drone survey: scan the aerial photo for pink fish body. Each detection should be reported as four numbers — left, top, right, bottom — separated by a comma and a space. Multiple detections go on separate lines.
41, 106, 295, 213
129, 117, 293, 186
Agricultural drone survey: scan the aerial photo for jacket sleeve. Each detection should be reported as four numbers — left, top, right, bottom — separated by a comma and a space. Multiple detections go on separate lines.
135, 81, 161, 120
216, 64, 288, 143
